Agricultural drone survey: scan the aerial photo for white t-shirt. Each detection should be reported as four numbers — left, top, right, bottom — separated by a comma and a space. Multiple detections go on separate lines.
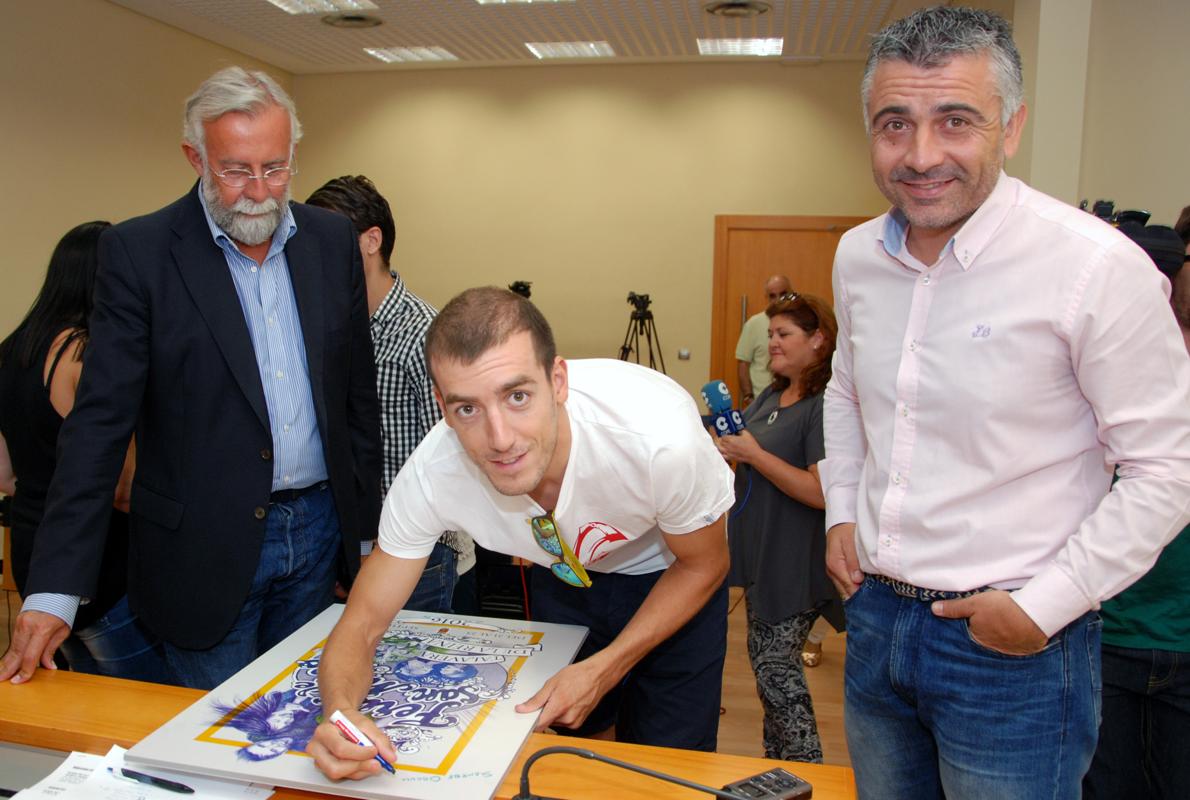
379, 359, 735, 575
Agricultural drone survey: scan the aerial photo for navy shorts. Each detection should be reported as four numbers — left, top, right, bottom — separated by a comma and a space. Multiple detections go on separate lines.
529, 565, 728, 751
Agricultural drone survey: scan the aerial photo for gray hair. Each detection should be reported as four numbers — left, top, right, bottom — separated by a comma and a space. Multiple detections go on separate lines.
861, 6, 1023, 133
182, 67, 303, 161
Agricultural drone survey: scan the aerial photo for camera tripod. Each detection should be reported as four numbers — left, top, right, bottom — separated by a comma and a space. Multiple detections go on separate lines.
618, 302, 667, 374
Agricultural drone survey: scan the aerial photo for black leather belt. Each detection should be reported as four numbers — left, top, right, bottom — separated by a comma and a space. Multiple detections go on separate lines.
269, 481, 327, 504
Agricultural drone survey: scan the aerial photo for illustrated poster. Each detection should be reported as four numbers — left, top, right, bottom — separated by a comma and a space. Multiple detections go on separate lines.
127, 606, 587, 800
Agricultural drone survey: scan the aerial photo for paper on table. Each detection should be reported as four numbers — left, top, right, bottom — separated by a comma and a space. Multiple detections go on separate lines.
12, 751, 104, 798
13, 746, 273, 800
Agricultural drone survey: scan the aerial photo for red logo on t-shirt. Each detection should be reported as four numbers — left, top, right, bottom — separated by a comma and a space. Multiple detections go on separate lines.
575, 522, 628, 564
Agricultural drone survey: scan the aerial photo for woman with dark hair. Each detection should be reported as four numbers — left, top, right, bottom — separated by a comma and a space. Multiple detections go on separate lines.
715, 292, 844, 763
0, 221, 168, 681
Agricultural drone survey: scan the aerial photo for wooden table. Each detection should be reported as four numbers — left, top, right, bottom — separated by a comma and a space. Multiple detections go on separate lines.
0, 671, 856, 799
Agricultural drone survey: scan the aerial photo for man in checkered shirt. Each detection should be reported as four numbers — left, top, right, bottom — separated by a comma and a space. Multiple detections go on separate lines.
307, 175, 474, 612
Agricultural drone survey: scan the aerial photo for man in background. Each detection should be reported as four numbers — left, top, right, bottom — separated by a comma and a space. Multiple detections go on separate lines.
1, 67, 382, 689
1083, 220, 1190, 800
735, 274, 790, 406
822, 7, 1190, 797
306, 175, 474, 611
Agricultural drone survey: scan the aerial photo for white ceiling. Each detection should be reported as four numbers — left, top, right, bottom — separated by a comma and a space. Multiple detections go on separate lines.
109, 0, 950, 75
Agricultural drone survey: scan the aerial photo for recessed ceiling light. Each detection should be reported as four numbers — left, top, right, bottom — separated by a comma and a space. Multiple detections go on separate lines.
525, 41, 615, 59
697, 37, 784, 56
266, 0, 377, 13
365, 46, 459, 63
322, 13, 381, 28
703, 1, 771, 17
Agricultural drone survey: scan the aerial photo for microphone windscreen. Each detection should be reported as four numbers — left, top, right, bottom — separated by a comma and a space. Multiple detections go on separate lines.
699, 380, 734, 415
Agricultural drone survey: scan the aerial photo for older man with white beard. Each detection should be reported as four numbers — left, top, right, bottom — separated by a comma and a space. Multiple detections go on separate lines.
0, 67, 382, 690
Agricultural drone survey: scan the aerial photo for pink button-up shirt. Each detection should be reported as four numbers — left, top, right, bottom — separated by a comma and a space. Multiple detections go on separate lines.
822, 173, 1190, 636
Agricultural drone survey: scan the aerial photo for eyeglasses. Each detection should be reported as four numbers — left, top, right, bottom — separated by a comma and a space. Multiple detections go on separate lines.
211, 164, 297, 188
530, 512, 591, 588
776, 292, 800, 302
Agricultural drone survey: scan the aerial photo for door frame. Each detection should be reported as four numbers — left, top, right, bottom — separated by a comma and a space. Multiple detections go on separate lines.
709, 214, 869, 383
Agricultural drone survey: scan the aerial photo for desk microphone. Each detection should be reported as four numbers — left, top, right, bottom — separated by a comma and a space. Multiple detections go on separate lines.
511, 745, 750, 799
700, 380, 746, 437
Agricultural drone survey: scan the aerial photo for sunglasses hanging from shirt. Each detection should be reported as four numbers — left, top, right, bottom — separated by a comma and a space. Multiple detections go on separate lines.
530, 512, 592, 588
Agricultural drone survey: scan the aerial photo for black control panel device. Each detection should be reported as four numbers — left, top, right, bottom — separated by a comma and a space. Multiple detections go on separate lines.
722, 767, 813, 799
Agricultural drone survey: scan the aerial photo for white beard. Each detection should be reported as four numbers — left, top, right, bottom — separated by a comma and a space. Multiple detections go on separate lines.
202, 174, 288, 246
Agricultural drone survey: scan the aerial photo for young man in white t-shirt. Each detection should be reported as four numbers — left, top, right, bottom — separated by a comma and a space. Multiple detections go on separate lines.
309, 286, 734, 780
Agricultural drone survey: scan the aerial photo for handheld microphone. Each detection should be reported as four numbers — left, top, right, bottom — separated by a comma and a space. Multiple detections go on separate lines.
700, 380, 746, 437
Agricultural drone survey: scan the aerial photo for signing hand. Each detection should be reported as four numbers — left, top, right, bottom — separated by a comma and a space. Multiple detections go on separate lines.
931, 590, 1049, 656
0, 610, 71, 684
306, 709, 398, 782
825, 523, 864, 600
515, 658, 613, 732
713, 429, 763, 464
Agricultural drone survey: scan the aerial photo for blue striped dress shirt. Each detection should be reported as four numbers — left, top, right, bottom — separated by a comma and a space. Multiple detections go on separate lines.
198, 192, 327, 492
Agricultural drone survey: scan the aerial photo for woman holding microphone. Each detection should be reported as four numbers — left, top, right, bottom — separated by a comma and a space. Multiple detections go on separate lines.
717, 292, 843, 763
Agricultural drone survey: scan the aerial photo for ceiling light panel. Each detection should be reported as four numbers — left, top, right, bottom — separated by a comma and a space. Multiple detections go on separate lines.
365, 46, 459, 63
265, 0, 377, 14
111, 0, 895, 73
525, 41, 615, 59
697, 37, 784, 56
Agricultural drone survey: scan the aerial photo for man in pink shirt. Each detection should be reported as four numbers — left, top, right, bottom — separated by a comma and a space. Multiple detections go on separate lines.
821, 7, 1190, 799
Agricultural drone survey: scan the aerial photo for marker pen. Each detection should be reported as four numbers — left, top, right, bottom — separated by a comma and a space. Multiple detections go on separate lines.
108, 766, 195, 794
329, 710, 396, 775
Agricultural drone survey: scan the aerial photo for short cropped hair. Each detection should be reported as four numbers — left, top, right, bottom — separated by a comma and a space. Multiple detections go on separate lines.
183, 66, 302, 162
1173, 269, 1190, 335
862, 6, 1023, 132
1175, 208, 1190, 334
306, 175, 396, 266
1174, 205, 1190, 247
425, 287, 556, 383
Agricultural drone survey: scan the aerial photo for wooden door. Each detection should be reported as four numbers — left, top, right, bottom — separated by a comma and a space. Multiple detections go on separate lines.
709, 215, 869, 401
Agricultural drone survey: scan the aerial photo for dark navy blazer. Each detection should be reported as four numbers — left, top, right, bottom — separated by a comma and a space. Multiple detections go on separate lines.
25, 185, 382, 649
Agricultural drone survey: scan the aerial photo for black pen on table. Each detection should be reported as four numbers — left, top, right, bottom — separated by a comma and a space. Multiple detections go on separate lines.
108, 766, 196, 794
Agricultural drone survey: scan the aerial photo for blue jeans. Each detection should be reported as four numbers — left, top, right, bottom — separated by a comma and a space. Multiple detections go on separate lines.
57, 595, 171, 683
404, 541, 458, 613
1083, 644, 1190, 800
844, 577, 1101, 800
162, 484, 341, 690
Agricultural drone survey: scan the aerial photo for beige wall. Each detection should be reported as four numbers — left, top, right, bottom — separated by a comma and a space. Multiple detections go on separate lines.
0, 1, 289, 338
8, 1, 1186, 396
0, 0, 889, 396
1012, 0, 1091, 202
293, 62, 887, 392
1080, 0, 1190, 226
